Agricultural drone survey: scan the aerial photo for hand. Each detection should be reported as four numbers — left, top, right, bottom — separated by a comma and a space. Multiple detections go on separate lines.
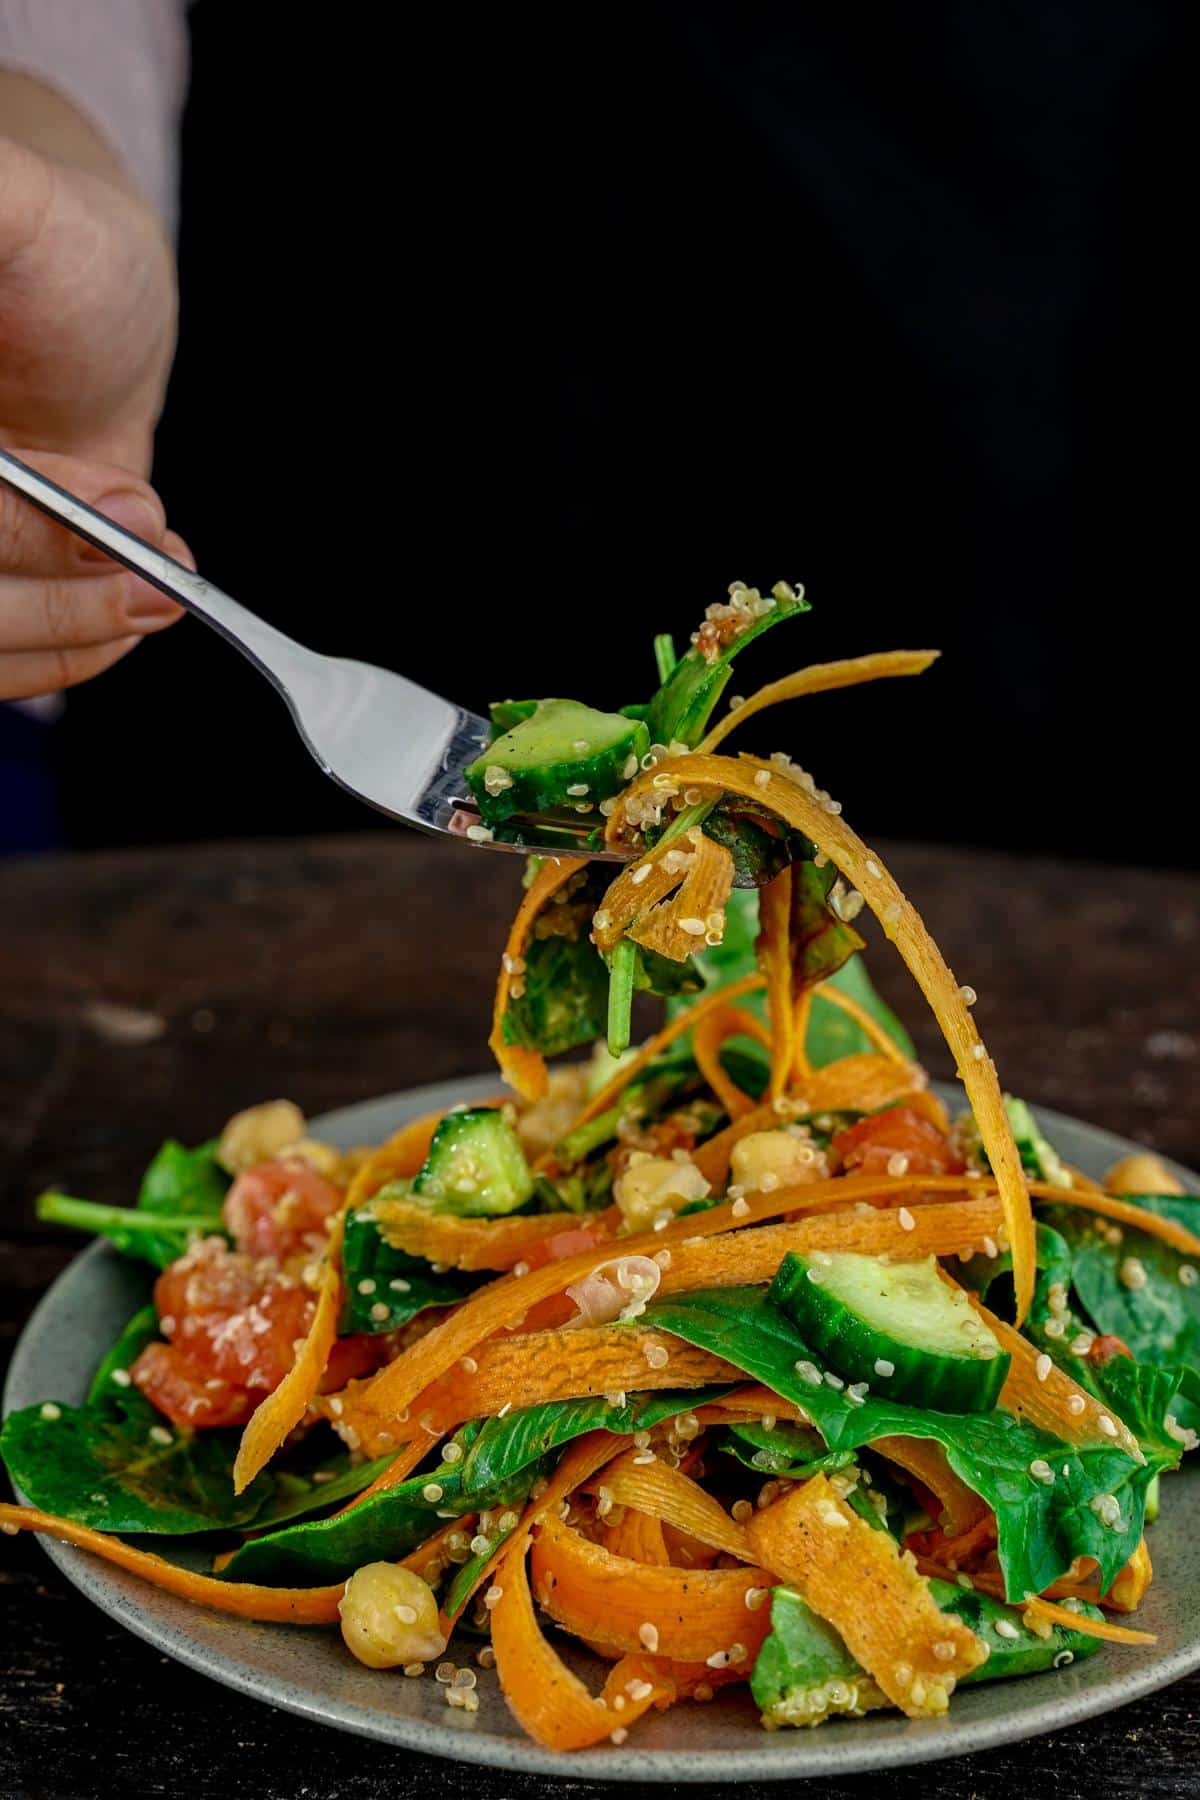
0, 79, 188, 699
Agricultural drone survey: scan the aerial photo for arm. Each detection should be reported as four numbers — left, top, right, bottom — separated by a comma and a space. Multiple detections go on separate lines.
0, 16, 190, 699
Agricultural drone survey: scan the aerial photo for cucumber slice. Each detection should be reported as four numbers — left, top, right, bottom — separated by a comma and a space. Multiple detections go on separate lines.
466, 699, 649, 825
770, 1250, 1011, 1414
411, 1107, 533, 1217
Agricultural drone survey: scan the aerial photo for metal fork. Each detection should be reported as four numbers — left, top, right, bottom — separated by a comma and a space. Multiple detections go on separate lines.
0, 450, 628, 861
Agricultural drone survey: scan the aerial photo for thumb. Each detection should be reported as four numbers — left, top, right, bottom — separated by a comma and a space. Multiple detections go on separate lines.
0, 134, 53, 267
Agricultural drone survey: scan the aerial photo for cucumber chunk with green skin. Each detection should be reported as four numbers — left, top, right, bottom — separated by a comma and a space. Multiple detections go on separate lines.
411, 1107, 533, 1217
466, 699, 649, 824
751, 1582, 1103, 1727
770, 1250, 1011, 1414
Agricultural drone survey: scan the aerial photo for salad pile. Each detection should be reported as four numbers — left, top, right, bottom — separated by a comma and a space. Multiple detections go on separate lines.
3, 584, 1197, 1751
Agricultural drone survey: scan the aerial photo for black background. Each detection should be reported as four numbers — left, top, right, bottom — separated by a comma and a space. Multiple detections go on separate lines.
41, 2, 1194, 862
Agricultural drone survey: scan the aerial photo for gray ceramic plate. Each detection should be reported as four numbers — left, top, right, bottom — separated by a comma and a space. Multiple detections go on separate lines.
6, 1077, 1199, 1781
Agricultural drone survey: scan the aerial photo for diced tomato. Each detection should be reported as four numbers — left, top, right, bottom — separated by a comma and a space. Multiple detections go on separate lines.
134, 1236, 379, 1429
831, 1105, 965, 1177
130, 1341, 257, 1428
521, 1216, 616, 1272
222, 1157, 343, 1260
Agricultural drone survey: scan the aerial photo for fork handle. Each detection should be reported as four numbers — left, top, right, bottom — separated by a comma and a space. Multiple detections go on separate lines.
0, 448, 313, 693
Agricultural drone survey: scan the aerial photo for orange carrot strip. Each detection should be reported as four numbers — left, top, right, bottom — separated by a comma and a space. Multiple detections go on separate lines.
746, 1476, 988, 1716
1104, 1538, 1153, 1612
590, 1449, 754, 1561
657, 1196, 1007, 1294
1046, 1188, 1200, 1259
328, 1327, 738, 1457
334, 1432, 440, 1510
871, 1437, 989, 1539
0, 1503, 344, 1622
443, 1430, 624, 1630
626, 836, 735, 965
491, 856, 588, 1100
233, 1214, 344, 1494
1021, 1595, 1156, 1646
960, 1284, 1143, 1460
692, 1003, 765, 1120
791, 986, 814, 1083
607, 752, 1037, 1321
605, 1508, 672, 1565
757, 868, 795, 1102
530, 1514, 773, 1665
810, 982, 910, 1066
369, 1198, 618, 1272
490, 1538, 675, 1749
697, 650, 940, 754
337, 1173, 1010, 1428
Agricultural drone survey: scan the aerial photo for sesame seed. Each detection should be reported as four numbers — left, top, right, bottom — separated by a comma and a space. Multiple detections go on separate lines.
566, 783, 589, 797
958, 985, 977, 1006
632, 864, 651, 886
754, 767, 771, 789
357, 1278, 377, 1295
370, 1301, 390, 1322
1069, 1333, 1093, 1356
874, 1358, 895, 1378
1043, 1318, 1067, 1340
1028, 1459, 1055, 1484
1035, 1353, 1052, 1382
403, 1662, 426, 1677
1180, 1264, 1198, 1287
110, 1369, 132, 1388
898, 1206, 916, 1231
610, 1727, 629, 1745
389, 1277, 412, 1293
39, 1403, 62, 1421
994, 1619, 1020, 1640
441, 1442, 464, 1465
823, 1371, 845, 1390
971, 1043, 987, 1061
460, 1355, 478, 1373
731, 1197, 751, 1219
1119, 1256, 1148, 1291
148, 1425, 173, 1446
1097, 1414, 1119, 1438
982, 1235, 999, 1259
1067, 1394, 1086, 1415
794, 1360, 822, 1386
638, 1622, 660, 1652
678, 917, 707, 936
643, 1342, 670, 1369
422, 1483, 444, 1503
732, 1499, 754, 1523
932, 1640, 958, 1662
887, 1153, 910, 1178
466, 824, 493, 843
483, 1585, 504, 1610
1053, 1649, 1074, 1667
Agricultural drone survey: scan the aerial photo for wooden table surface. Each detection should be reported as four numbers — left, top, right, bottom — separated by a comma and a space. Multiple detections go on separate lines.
2, 831, 1198, 1800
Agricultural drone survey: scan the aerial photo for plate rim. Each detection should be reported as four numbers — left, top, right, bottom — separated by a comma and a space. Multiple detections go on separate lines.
6, 1075, 1200, 1782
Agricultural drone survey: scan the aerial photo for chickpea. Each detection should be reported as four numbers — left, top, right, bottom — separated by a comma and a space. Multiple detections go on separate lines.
276, 1137, 342, 1178
731, 1129, 825, 1194
613, 1155, 709, 1231
1105, 1151, 1184, 1197
216, 1099, 306, 1175
339, 1563, 445, 1670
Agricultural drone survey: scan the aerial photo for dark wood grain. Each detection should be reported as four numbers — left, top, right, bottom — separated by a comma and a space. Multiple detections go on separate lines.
2, 831, 1198, 1800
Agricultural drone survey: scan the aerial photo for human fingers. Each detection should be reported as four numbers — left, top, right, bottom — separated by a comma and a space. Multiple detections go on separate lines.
0, 448, 169, 578
0, 632, 141, 701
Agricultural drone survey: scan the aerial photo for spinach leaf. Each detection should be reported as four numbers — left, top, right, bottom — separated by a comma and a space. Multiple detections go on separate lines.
443, 1521, 520, 1623
87, 1304, 160, 1405
642, 589, 810, 747
247, 1449, 395, 1529
0, 1391, 270, 1534
807, 954, 915, 1067
643, 1285, 1165, 1598
36, 1137, 229, 1271
718, 1419, 856, 1479
460, 1387, 731, 1494
701, 802, 814, 890
340, 1206, 480, 1334
220, 1428, 534, 1586
1040, 1199, 1200, 1436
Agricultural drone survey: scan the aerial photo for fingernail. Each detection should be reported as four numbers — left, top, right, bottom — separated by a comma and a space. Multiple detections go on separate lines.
80, 491, 165, 562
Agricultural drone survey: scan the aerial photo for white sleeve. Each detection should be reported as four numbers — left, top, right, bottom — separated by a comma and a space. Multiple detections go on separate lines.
0, 0, 190, 231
